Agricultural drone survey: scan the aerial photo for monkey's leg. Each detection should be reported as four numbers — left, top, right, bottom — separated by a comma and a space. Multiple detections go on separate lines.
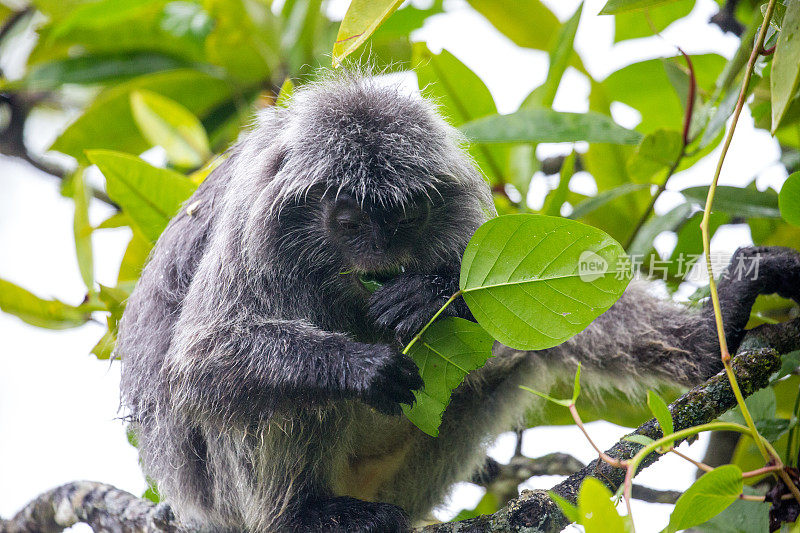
295, 496, 409, 533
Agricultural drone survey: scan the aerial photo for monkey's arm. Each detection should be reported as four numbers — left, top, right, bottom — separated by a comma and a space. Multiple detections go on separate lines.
164, 317, 422, 422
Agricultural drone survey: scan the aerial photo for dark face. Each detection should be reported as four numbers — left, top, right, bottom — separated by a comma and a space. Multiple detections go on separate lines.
323, 191, 432, 280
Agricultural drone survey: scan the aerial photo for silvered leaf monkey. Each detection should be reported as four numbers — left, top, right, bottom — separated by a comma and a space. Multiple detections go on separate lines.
117, 72, 800, 532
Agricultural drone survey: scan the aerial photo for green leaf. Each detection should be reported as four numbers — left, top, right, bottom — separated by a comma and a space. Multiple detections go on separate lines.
0, 278, 90, 329
626, 130, 683, 183
666, 465, 743, 533
412, 43, 508, 184
602, 55, 726, 135
569, 183, 652, 220
647, 389, 673, 436
780, 172, 800, 226
466, 0, 559, 51
626, 202, 693, 259
542, 151, 576, 216
460, 214, 631, 351
549, 491, 580, 523
577, 478, 627, 533
87, 150, 196, 242
276, 78, 295, 108
681, 185, 782, 219
51, 69, 232, 164
772, 1, 800, 132
31, 0, 206, 64
527, 2, 583, 108
130, 89, 211, 168
118, 228, 153, 282
71, 169, 94, 290
5, 53, 189, 92
403, 318, 495, 436
461, 109, 642, 145
332, 0, 403, 66
624, 434, 655, 446
572, 363, 582, 403
91, 327, 117, 360
204, 0, 276, 83
600, 0, 678, 15
519, 385, 573, 407
613, 0, 694, 42
693, 497, 770, 533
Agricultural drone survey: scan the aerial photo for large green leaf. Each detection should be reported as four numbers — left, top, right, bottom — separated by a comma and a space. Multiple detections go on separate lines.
569, 183, 652, 220
0, 279, 91, 329
465, 0, 559, 51
600, 0, 678, 14
681, 185, 781, 219
460, 109, 642, 145
603, 55, 726, 135
3, 53, 189, 91
771, 0, 800, 132
51, 69, 232, 163
130, 89, 211, 168
613, 0, 694, 42
412, 43, 508, 184
460, 214, 631, 351
30, 0, 207, 64
627, 202, 693, 258
403, 318, 494, 436
332, 0, 403, 66
204, 0, 276, 82
626, 129, 683, 183
666, 465, 743, 533
779, 171, 800, 226
577, 478, 627, 533
87, 150, 197, 242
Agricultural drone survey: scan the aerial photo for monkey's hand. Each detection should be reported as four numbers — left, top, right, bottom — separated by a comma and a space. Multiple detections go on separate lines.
352, 344, 423, 416
713, 246, 800, 354
368, 271, 472, 345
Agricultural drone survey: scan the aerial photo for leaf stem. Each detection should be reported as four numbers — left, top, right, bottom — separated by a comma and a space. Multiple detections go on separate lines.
402, 290, 463, 355
699, 0, 776, 464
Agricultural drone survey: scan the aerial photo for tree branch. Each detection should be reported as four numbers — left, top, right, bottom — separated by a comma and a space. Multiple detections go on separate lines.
2, 319, 797, 533
417, 319, 797, 532
0, 481, 185, 533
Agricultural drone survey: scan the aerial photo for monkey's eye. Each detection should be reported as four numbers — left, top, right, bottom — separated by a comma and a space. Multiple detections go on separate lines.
398, 202, 430, 228
333, 206, 369, 233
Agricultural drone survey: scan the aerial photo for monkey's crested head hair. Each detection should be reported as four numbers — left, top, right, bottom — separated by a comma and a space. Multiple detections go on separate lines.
221, 71, 494, 285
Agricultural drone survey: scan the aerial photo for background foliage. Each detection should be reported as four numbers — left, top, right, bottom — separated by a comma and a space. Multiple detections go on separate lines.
1, 0, 800, 530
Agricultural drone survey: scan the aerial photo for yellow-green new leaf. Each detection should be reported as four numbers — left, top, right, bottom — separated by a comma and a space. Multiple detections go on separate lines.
87, 150, 197, 243
647, 389, 673, 436
0, 279, 91, 329
577, 478, 627, 533
71, 169, 94, 289
780, 171, 800, 226
460, 214, 631, 351
332, 0, 404, 66
772, 1, 800, 133
403, 318, 494, 436
131, 90, 210, 168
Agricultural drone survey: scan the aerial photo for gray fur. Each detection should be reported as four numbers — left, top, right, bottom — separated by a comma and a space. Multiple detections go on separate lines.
117, 71, 800, 532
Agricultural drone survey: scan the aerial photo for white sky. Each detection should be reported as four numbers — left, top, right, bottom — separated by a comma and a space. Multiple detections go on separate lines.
0, 0, 787, 531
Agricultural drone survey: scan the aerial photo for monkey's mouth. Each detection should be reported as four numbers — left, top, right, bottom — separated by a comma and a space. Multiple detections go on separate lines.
356, 265, 406, 293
